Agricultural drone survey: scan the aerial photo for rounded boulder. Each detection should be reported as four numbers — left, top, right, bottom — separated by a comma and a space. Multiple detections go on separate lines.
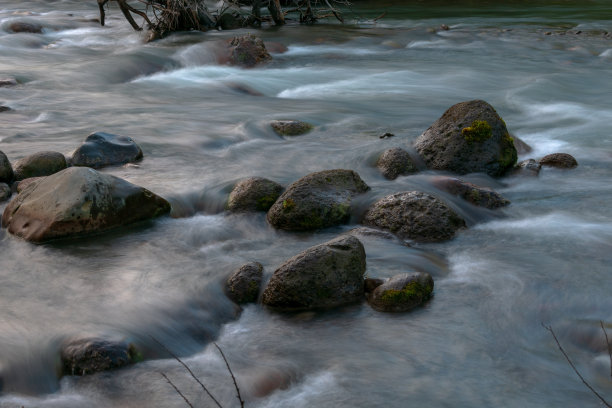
270, 120, 313, 137
61, 337, 140, 376
414, 100, 517, 176
71, 132, 143, 169
376, 147, 418, 180
267, 169, 369, 231
261, 235, 367, 311
368, 272, 434, 312
13, 151, 67, 181
363, 191, 465, 242
538, 153, 578, 169
225, 262, 264, 304
227, 177, 283, 212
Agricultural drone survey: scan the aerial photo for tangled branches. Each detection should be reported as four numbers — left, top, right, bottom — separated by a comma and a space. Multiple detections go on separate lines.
96, 0, 352, 39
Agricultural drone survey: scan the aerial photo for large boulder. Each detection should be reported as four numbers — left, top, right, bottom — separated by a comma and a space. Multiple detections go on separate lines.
225, 262, 264, 304
267, 169, 370, 231
0, 151, 13, 183
363, 191, 465, 242
12, 151, 67, 181
227, 177, 283, 212
61, 337, 140, 376
376, 147, 418, 180
414, 100, 517, 176
71, 132, 143, 169
538, 153, 578, 169
227, 34, 272, 68
1, 167, 170, 243
431, 177, 510, 209
261, 235, 366, 311
367, 272, 434, 312
270, 120, 313, 137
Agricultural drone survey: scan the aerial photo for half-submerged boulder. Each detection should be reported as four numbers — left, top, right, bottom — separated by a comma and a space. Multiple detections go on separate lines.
0, 151, 13, 183
71, 132, 143, 169
225, 262, 264, 304
2, 167, 170, 243
227, 177, 283, 212
261, 235, 366, 311
538, 153, 578, 169
270, 120, 313, 137
0, 78, 18, 87
363, 191, 465, 242
227, 34, 272, 68
367, 272, 433, 312
13, 151, 67, 181
432, 177, 510, 209
513, 159, 541, 177
414, 100, 517, 177
61, 337, 141, 376
267, 169, 369, 231
376, 147, 418, 180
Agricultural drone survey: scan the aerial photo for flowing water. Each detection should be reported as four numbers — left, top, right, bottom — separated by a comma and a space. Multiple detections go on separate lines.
1, 0, 611, 407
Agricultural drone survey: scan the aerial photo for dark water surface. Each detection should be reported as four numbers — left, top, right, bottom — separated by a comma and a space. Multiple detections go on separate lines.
1, 1, 611, 407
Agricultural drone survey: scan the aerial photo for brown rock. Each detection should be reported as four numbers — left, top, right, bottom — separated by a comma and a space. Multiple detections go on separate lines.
432, 177, 510, 209
538, 153, 578, 169
227, 34, 272, 68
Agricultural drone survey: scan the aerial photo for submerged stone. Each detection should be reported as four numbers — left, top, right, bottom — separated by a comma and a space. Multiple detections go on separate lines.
538, 153, 578, 169
270, 120, 313, 136
368, 272, 434, 312
61, 337, 140, 376
227, 34, 272, 68
71, 132, 143, 169
432, 177, 510, 209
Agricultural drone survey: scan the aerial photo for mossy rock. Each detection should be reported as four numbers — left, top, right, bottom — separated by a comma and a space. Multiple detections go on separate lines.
362, 191, 465, 243
225, 262, 264, 304
13, 151, 67, 181
227, 177, 283, 212
432, 176, 510, 209
414, 100, 517, 177
267, 169, 369, 232
261, 235, 366, 311
270, 120, 313, 137
368, 272, 433, 312
61, 337, 140, 376
376, 147, 418, 180
227, 34, 272, 68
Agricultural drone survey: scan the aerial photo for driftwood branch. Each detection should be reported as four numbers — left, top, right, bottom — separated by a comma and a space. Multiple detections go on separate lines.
214, 343, 245, 408
601, 321, 612, 380
542, 323, 611, 408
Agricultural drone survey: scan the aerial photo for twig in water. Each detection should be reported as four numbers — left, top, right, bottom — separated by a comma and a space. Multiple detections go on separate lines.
150, 336, 223, 408
214, 343, 245, 408
601, 320, 612, 380
160, 371, 195, 408
542, 323, 611, 408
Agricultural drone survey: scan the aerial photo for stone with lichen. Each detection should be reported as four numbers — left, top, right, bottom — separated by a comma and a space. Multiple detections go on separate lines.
227, 177, 283, 212
414, 100, 517, 177
367, 272, 433, 312
376, 147, 418, 180
225, 262, 263, 304
270, 120, 313, 136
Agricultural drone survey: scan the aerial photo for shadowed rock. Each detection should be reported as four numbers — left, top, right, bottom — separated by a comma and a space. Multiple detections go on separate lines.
227, 34, 272, 68
61, 337, 140, 376
367, 272, 433, 312
261, 235, 366, 311
376, 147, 418, 180
0, 151, 13, 183
414, 100, 517, 176
538, 153, 578, 169
71, 132, 143, 169
2, 167, 170, 243
267, 169, 369, 231
227, 177, 283, 212
0, 78, 18, 87
363, 191, 465, 242
13, 151, 67, 181
0, 183, 10, 202
432, 177, 509, 209
513, 159, 541, 176
226, 262, 264, 304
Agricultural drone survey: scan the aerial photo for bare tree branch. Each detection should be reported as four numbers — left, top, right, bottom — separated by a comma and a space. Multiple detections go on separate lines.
160, 372, 195, 408
542, 323, 612, 408
214, 343, 245, 408
601, 321, 612, 380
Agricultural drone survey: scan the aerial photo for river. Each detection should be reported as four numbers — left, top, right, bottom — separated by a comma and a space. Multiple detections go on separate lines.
1, 0, 611, 407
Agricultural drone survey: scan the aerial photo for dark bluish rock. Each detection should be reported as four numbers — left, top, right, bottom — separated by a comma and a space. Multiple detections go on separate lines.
71, 132, 143, 168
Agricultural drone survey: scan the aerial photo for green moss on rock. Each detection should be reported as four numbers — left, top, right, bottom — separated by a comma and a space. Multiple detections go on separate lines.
462, 120, 492, 143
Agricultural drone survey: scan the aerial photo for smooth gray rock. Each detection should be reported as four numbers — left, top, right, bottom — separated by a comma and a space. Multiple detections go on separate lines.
0, 151, 13, 183
227, 177, 283, 212
71, 132, 143, 169
2, 167, 170, 243
267, 169, 369, 231
61, 337, 140, 376
368, 272, 434, 312
538, 153, 578, 169
363, 191, 465, 242
432, 176, 510, 209
13, 151, 67, 181
261, 235, 366, 311
414, 100, 517, 176
376, 147, 418, 180
225, 262, 264, 304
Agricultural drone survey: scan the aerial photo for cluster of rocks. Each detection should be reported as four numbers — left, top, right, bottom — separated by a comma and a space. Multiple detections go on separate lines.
514, 152, 578, 177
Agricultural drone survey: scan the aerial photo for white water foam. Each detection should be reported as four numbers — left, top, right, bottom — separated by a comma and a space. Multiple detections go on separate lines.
259, 371, 338, 408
